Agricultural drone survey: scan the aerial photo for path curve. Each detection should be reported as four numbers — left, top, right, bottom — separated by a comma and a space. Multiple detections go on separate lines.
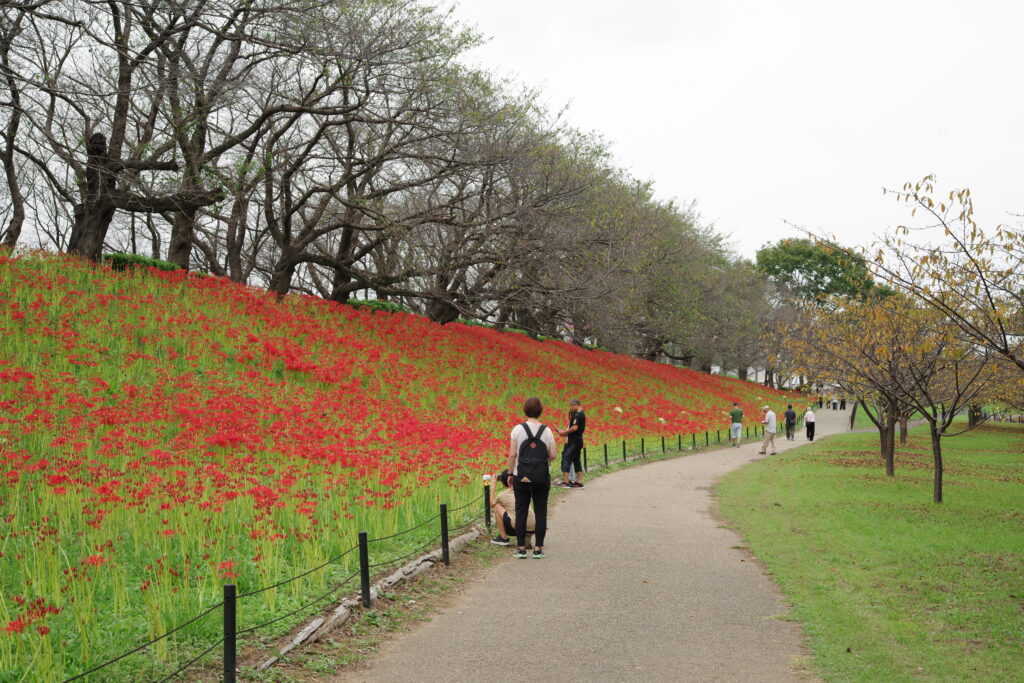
334, 408, 852, 682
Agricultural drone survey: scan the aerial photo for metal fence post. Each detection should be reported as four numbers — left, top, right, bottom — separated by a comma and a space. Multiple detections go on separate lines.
705, 431, 709, 446
622, 440, 626, 461
223, 584, 237, 683
641, 437, 645, 456
717, 430, 721, 444
604, 443, 608, 467
358, 531, 372, 607
440, 504, 450, 566
691, 433, 696, 449
661, 435, 666, 453
484, 483, 491, 530
678, 434, 682, 450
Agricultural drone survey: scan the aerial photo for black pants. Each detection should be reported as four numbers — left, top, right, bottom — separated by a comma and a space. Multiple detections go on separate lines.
806, 422, 815, 440
513, 477, 549, 548
785, 421, 795, 439
561, 441, 582, 474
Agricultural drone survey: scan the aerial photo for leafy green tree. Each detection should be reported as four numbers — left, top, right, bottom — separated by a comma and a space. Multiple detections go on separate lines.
756, 238, 882, 301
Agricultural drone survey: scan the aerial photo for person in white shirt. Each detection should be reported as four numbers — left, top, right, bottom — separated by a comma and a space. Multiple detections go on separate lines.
758, 405, 778, 455
507, 397, 557, 559
805, 406, 816, 441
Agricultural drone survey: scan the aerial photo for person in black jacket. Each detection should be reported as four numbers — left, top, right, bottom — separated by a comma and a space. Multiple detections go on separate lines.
784, 404, 797, 440
557, 399, 587, 489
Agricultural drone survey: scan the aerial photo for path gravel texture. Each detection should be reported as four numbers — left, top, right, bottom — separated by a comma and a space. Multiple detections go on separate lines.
334, 408, 852, 683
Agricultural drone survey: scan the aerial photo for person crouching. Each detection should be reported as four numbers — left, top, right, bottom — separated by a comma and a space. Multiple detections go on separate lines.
490, 470, 535, 547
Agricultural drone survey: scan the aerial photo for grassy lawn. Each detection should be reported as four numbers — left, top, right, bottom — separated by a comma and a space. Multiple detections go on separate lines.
717, 423, 1024, 682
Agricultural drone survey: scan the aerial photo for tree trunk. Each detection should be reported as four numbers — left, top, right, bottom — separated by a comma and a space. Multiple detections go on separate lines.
223, 195, 248, 282
268, 252, 297, 297
738, 366, 749, 382
426, 299, 460, 325
899, 417, 908, 445
930, 425, 943, 503
167, 208, 196, 270
69, 133, 117, 261
879, 418, 895, 477
70, 201, 117, 261
0, 16, 25, 250
848, 402, 858, 430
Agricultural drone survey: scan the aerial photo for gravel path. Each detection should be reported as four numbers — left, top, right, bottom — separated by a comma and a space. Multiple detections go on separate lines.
334, 408, 852, 682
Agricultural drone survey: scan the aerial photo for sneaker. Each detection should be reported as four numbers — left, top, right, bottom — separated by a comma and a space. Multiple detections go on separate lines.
491, 536, 510, 546
557, 481, 572, 488
757, 451, 766, 455
532, 549, 545, 559
571, 481, 584, 489
513, 549, 528, 559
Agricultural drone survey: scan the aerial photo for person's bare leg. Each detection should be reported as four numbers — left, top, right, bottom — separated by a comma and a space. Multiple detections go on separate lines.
494, 505, 509, 539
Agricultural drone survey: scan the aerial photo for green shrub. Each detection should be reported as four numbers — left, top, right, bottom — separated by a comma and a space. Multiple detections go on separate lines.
105, 252, 180, 273
346, 298, 408, 314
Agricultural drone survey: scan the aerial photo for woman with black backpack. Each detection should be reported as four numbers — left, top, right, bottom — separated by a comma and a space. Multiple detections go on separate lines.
507, 397, 557, 558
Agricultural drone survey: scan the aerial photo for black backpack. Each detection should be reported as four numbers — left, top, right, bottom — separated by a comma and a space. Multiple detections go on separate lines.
516, 423, 549, 482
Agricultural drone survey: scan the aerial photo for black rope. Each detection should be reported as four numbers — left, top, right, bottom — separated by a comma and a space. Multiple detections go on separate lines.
448, 493, 484, 513
368, 538, 439, 569
238, 544, 357, 598
367, 512, 440, 543
154, 637, 224, 683
63, 601, 224, 682
237, 572, 359, 636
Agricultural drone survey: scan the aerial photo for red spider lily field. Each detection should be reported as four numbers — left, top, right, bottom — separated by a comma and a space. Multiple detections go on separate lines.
0, 254, 794, 680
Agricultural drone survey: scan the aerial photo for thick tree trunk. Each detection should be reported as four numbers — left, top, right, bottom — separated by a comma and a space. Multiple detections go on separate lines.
69, 133, 117, 261
930, 425, 943, 503
268, 252, 297, 297
167, 208, 196, 270
899, 417, 908, 445
426, 299, 460, 325
738, 366, 749, 382
70, 201, 117, 261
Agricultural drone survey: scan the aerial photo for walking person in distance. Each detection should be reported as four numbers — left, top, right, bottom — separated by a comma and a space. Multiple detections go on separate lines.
507, 397, 557, 558
557, 399, 587, 489
725, 401, 743, 448
804, 405, 816, 441
758, 405, 778, 455
784, 404, 797, 441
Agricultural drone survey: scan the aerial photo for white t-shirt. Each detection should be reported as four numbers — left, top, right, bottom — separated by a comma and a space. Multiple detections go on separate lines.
763, 410, 777, 433
805, 410, 816, 423
510, 421, 555, 476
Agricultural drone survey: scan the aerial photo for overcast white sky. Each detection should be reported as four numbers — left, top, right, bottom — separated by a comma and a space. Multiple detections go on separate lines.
448, 0, 1024, 259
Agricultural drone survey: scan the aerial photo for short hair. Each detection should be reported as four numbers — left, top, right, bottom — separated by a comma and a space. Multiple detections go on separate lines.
523, 397, 543, 418
499, 469, 511, 487
570, 398, 581, 406
733, 402, 738, 406
788, 404, 793, 409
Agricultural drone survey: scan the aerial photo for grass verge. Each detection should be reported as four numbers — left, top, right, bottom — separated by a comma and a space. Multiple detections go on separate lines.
717, 422, 1024, 682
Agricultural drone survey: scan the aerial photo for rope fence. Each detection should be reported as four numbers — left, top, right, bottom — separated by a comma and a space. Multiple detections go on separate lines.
60, 425, 765, 682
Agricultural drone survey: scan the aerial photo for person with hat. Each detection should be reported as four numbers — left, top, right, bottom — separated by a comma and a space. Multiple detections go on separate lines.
758, 405, 778, 455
